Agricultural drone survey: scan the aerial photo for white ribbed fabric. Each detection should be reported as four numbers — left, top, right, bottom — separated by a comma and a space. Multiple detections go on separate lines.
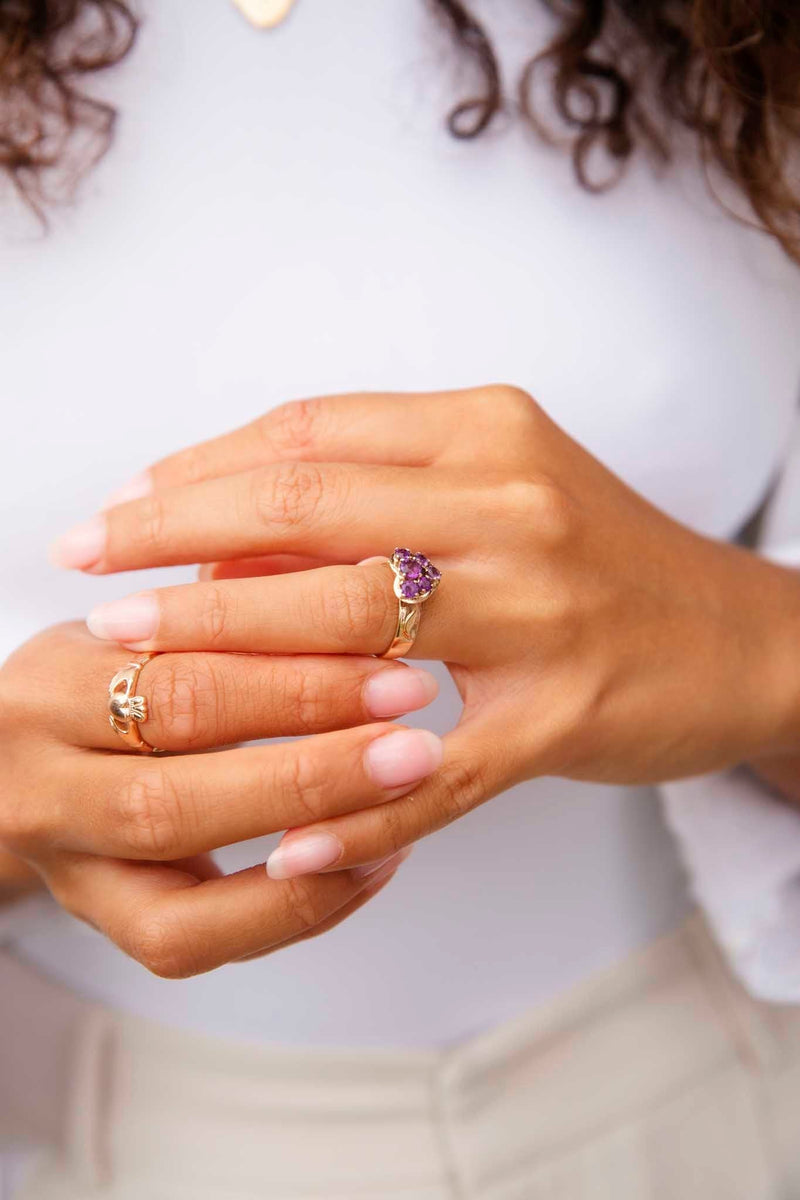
2, 0, 800, 1047
4, 917, 800, 1200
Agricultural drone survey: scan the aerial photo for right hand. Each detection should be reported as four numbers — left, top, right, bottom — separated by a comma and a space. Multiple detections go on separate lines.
0, 622, 441, 976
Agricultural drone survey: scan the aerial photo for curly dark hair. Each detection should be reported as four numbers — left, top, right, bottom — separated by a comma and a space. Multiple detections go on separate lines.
0, 1, 135, 214
2, 0, 799, 260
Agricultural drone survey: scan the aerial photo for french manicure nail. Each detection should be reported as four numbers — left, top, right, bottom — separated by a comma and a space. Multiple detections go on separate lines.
101, 471, 152, 511
364, 667, 439, 718
49, 515, 106, 571
87, 592, 159, 644
365, 728, 443, 790
266, 833, 343, 881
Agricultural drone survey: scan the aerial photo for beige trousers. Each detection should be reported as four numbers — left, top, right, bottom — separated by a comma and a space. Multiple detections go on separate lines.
3, 915, 800, 1200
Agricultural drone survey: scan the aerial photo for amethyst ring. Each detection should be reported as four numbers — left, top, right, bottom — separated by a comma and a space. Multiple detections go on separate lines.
380, 548, 442, 660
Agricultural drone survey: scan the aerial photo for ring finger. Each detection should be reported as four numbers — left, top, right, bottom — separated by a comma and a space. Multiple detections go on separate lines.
39, 624, 439, 753
86, 560, 492, 664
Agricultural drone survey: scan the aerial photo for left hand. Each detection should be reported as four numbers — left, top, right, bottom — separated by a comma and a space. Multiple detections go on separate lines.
53, 385, 800, 877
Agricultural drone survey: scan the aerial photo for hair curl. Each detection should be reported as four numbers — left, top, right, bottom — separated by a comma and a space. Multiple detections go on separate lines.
0, 0, 135, 214
2, 0, 799, 260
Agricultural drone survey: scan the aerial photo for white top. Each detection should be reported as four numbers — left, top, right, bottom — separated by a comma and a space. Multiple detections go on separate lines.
2, 0, 800, 1047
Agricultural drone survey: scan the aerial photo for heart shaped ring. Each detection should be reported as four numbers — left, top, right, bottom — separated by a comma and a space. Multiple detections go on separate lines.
380, 548, 442, 659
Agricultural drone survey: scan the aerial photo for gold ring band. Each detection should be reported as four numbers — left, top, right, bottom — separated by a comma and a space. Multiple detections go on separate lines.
380, 548, 442, 660
108, 653, 160, 753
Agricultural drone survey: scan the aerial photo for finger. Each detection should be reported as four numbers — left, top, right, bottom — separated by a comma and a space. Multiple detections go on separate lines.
85, 561, 478, 663
39, 722, 442, 860
108, 392, 483, 505
51, 463, 472, 573
235, 847, 412, 960
265, 718, 518, 878
26, 624, 437, 752
45, 850, 408, 977
130, 654, 438, 751
45, 634, 437, 755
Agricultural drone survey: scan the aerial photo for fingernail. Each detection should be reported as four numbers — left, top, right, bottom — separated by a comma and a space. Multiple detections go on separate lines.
49, 515, 106, 571
87, 591, 159, 644
353, 846, 413, 880
101, 471, 152, 511
365, 728, 443, 789
266, 833, 342, 881
364, 667, 439, 718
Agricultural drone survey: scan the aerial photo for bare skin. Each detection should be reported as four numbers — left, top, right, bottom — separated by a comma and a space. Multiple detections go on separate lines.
0, 622, 442, 970
44, 384, 800, 888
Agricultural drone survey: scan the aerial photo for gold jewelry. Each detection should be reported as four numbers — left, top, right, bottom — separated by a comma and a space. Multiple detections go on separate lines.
380, 549, 442, 660
108, 655, 159, 753
231, 0, 298, 29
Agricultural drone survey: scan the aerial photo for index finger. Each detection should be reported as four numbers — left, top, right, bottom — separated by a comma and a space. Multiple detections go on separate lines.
47, 851, 409, 978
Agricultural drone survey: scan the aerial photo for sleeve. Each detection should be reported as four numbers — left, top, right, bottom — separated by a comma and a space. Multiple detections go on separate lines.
660, 416, 800, 1002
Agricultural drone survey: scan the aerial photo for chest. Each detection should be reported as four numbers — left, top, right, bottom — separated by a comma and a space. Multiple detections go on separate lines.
3, 0, 799, 541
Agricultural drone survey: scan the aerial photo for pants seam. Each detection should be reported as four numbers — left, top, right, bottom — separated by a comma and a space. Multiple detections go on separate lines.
429, 1050, 471, 1200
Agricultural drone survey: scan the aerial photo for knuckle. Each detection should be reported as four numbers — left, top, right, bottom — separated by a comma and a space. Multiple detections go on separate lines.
149, 658, 220, 746
276, 748, 326, 824
532, 581, 581, 648
499, 478, 574, 548
127, 910, 199, 979
284, 665, 332, 735
0, 622, 79, 731
486, 383, 536, 421
280, 876, 326, 936
320, 570, 391, 649
254, 461, 328, 533
164, 444, 208, 488
111, 765, 182, 859
127, 495, 167, 553
433, 756, 489, 825
198, 584, 233, 648
529, 481, 575, 548
374, 803, 406, 856
259, 397, 325, 457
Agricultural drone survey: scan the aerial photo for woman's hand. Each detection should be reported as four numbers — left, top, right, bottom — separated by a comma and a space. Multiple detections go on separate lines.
0, 848, 41, 901
54, 386, 800, 878
0, 622, 442, 972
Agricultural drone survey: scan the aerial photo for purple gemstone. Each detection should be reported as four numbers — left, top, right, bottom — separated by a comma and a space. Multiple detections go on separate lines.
417, 576, 432, 594
405, 562, 422, 580
426, 564, 441, 580
401, 580, 420, 599
394, 548, 411, 559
